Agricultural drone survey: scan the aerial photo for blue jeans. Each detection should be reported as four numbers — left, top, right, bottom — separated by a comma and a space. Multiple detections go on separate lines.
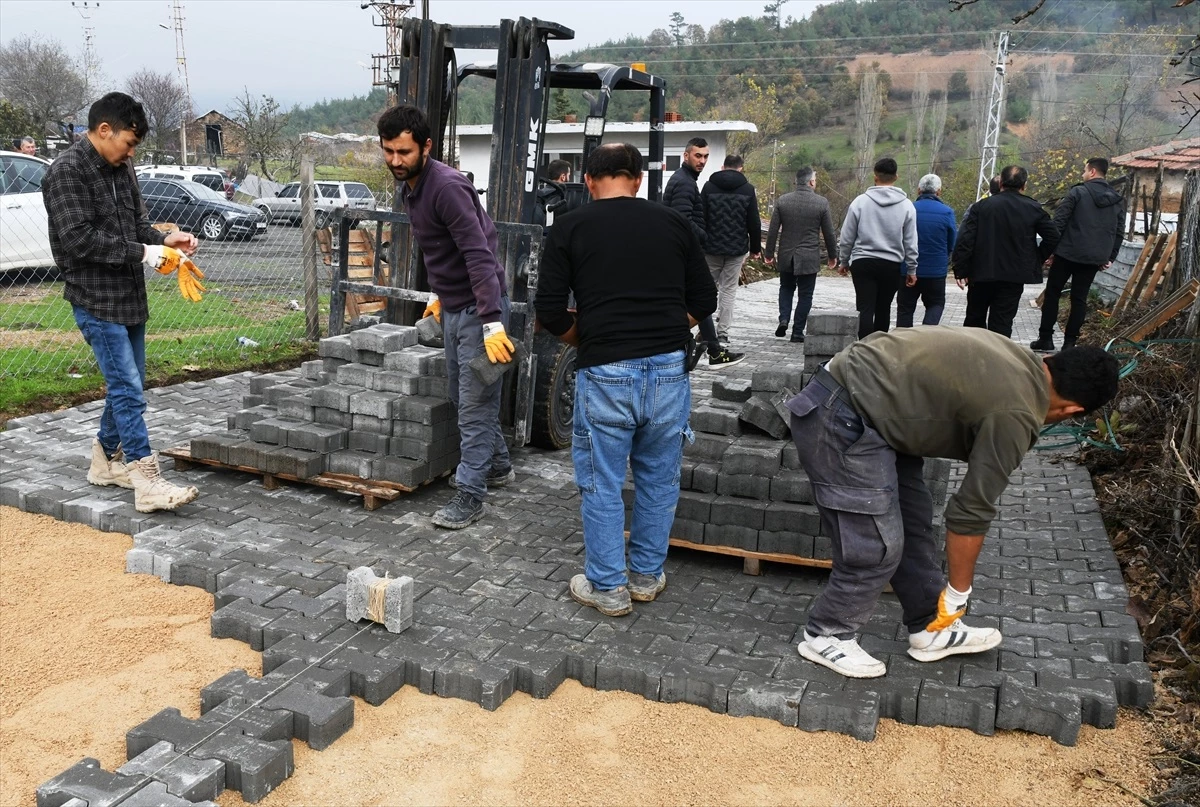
71, 305, 151, 460
778, 271, 817, 335
572, 350, 692, 590
442, 298, 511, 501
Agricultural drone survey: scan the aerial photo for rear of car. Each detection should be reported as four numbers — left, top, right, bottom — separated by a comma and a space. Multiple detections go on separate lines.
0, 151, 54, 274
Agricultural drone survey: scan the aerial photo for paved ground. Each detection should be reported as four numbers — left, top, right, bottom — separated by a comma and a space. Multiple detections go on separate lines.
2, 277, 1150, 801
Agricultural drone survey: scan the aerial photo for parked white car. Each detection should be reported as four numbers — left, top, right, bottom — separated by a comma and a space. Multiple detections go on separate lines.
252, 180, 376, 228
0, 150, 54, 274
136, 164, 233, 199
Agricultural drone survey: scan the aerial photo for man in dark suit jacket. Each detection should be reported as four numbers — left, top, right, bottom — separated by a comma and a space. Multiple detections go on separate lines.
765, 166, 837, 342
951, 165, 1060, 338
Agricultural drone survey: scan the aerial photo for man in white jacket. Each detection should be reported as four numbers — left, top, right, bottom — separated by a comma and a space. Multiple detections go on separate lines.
838, 157, 919, 338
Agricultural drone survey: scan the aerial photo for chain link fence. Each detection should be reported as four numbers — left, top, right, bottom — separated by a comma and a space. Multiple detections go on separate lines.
0, 150, 393, 408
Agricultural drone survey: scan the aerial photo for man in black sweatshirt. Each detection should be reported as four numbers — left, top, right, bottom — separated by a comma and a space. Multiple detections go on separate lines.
1031, 157, 1125, 352
701, 153, 762, 344
536, 143, 718, 617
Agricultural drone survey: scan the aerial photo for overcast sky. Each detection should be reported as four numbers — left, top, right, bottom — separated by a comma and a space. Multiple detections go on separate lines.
1, 0, 826, 114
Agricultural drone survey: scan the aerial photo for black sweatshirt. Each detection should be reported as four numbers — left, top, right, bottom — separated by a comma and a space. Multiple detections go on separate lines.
535, 196, 718, 369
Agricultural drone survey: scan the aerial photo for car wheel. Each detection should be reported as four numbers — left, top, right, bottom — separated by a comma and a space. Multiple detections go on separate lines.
200, 214, 227, 240
256, 205, 273, 224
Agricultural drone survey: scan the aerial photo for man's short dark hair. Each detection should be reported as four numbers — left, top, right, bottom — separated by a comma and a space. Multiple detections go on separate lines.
723, 154, 744, 169
87, 92, 148, 139
1000, 165, 1028, 190
796, 166, 815, 185
378, 104, 432, 144
545, 159, 571, 181
989, 175, 1002, 196
1087, 157, 1109, 176
1045, 346, 1120, 414
873, 157, 898, 180
685, 137, 708, 151
586, 143, 643, 180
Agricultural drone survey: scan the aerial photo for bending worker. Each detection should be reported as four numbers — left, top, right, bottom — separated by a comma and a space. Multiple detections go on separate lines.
787, 327, 1119, 678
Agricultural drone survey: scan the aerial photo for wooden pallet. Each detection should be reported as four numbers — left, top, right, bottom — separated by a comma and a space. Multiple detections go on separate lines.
163, 444, 430, 510
667, 536, 832, 576
1116, 279, 1200, 343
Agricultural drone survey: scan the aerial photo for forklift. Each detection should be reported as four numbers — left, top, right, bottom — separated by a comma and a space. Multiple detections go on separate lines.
329, 16, 667, 450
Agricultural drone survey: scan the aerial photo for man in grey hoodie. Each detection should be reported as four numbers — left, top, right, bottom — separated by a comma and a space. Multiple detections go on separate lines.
838, 157, 919, 339
1031, 157, 1125, 352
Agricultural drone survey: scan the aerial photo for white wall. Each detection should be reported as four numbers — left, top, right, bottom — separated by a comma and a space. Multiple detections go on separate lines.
456, 121, 755, 200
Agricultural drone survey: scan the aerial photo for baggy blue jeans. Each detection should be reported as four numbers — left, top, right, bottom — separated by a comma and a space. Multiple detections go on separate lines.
572, 350, 692, 590
442, 298, 511, 501
71, 305, 152, 460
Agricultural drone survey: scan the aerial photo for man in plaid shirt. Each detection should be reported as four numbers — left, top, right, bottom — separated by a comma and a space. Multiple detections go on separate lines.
43, 92, 202, 513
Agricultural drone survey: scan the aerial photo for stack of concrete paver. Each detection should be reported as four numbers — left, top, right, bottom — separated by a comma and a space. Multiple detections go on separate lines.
188, 324, 460, 488
802, 309, 859, 375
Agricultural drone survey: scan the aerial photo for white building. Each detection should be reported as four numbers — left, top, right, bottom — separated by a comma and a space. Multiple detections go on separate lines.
454, 120, 758, 198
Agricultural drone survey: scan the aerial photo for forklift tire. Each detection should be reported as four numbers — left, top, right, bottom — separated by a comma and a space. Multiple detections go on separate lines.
530, 331, 577, 450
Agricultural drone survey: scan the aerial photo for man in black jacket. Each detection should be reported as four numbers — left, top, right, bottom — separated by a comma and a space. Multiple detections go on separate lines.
1031, 158, 1125, 352
536, 143, 718, 617
701, 154, 762, 344
951, 165, 1059, 338
661, 137, 742, 368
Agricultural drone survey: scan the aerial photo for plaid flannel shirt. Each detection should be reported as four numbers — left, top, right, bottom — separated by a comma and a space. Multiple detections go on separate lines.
42, 138, 164, 325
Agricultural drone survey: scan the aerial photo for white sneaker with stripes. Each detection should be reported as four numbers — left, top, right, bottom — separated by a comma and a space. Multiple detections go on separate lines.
798, 632, 887, 679
907, 619, 1002, 662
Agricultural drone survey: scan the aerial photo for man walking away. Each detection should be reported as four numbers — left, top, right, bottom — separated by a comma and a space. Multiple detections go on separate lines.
952, 165, 1059, 339
536, 143, 717, 617
898, 173, 956, 327
787, 327, 1119, 677
766, 166, 837, 342
662, 136, 741, 368
42, 92, 201, 513
838, 157, 918, 339
700, 154, 762, 343
379, 104, 515, 530
1032, 157, 1125, 352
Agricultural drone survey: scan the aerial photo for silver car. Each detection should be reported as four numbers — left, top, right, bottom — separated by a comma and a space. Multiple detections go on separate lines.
252, 181, 376, 228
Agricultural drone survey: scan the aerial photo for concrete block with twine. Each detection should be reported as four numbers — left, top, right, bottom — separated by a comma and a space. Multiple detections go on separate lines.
345, 567, 413, 633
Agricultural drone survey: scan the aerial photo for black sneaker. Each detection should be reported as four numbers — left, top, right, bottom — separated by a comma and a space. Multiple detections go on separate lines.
449, 465, 515, 489
1029, 337, 1056, 353
431, 491, 485, 529
775, 323, 788, 338
790, 334, 805, 343
705, 348, 745, 369
1061, 338, 1077, 350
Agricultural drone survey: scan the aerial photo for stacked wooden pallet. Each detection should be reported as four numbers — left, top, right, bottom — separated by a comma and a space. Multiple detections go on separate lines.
1110, 232, 1198, 341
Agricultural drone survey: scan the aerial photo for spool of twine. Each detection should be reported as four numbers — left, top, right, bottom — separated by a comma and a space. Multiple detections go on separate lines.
367, 578, 390, 623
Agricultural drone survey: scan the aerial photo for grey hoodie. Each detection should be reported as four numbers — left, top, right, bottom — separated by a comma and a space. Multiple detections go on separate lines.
838, 184, 919, 273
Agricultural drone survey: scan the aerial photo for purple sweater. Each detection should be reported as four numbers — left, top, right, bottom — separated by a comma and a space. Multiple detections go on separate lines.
399, 159, 506, 322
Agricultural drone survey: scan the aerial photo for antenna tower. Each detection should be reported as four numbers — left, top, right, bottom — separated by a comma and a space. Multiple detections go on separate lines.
364, 0, 416, 106
170, 0, 194, 165
975, 31, 1010, 201
70, 2, 100, 96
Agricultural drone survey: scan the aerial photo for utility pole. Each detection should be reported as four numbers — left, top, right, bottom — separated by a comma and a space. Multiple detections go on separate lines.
769, 138, 783, 215
975, 30, 1009, 201
170, 0, 193, 165
70, 2, 99, 98
364, 0, 416, 107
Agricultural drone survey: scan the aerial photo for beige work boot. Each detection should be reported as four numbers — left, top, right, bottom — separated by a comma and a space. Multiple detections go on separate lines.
87, 439, 133, 489
127, 453, 199, 513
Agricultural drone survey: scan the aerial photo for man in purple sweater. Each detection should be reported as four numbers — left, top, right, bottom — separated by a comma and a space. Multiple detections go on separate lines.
378, 104, 515, 529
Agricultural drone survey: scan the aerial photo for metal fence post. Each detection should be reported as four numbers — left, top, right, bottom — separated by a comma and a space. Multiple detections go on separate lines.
300, 155, 321, 340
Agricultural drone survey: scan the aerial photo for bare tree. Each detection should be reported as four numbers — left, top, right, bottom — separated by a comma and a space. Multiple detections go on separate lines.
0, 35, 87, 138
227, 88, 292, 180
853, 68, 885, 190
1031, 62, 1059, 135
928, 95, 949, 173
907, 73, 930, 191
966, 52, 992, 165
1079, 46, 1170, 157
126, 69, 189, 157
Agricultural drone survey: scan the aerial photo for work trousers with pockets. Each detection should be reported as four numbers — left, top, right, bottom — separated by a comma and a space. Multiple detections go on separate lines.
705, 252, 747, 340
895, 276, 947, 327
572, 350, 692, 591
72, 305, 152, 460
850, 258, 901, 339
963, 280, 1024, 338
778, 271, 818, 337
787, 370, 943, 638
1038, 256, 1099, 344
442, 298, 512, 501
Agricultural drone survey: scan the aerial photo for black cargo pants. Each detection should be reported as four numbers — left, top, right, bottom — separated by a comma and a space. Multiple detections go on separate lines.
787, 369, 944, 638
